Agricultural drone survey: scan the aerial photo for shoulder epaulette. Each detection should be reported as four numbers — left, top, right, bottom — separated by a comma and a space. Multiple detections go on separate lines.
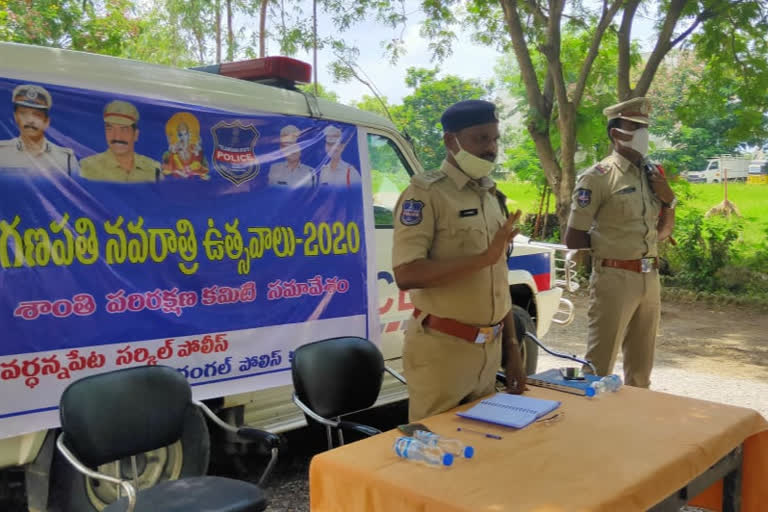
411, 170, 446, 189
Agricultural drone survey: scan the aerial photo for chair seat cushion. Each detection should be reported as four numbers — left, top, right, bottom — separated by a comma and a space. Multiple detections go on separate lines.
103, 476, 267, 512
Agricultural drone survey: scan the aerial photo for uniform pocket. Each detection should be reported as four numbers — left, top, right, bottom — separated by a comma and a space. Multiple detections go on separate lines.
433, 216, 488, 256
607, 192, 642, 218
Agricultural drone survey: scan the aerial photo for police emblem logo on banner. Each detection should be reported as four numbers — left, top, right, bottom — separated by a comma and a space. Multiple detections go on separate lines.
400, 199, 424, 226
576, 188, 592, 208
211, 121, 261, 185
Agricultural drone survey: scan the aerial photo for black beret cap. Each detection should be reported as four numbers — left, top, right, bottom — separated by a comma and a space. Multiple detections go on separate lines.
440, 100, 498, 133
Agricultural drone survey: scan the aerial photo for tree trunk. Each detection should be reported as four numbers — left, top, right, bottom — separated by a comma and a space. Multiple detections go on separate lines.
313, 0, 318, 94
555, 102, 578, 239
215, 0, 222, 63
226, 0, 234, 61
260, 0, 268, 58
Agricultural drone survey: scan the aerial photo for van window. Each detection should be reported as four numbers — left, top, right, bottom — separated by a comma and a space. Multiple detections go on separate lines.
707, 160, 719, 171
367, 134, 413, 227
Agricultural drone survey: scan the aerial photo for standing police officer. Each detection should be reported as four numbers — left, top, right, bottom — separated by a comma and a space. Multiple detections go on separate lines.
565, 97, 676, 388
393, 100, 527, 422
0, 84, 79, 175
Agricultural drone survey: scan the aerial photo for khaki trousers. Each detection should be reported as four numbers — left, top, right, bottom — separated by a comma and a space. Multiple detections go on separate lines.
584, 264, 661, 388
403, 313, 502, 422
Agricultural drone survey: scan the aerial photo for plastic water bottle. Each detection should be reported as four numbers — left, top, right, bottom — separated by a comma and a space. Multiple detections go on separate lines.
413, 430, 475, 458
589, 374, 623, 395
393, 436, 454, 467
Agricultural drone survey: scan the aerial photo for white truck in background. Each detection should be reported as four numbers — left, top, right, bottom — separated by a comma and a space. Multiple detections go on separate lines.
686, 155, 751, 184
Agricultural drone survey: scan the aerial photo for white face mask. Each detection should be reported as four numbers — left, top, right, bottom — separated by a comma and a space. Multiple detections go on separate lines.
614, 127, 650, 157
451, 139, 496, 179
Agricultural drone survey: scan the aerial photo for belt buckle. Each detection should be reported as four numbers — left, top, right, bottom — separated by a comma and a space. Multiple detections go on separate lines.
475, 326, 494, 344
641, 258, 654, 273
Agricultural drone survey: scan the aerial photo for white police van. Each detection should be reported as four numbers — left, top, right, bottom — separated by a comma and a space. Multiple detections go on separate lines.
0, 42, 573, 511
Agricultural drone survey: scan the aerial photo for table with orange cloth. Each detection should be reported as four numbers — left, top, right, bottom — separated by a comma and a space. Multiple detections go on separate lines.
309, 386, 768, 512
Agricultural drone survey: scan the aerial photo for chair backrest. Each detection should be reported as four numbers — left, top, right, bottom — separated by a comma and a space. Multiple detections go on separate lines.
59, 365, 192, 467
291, 337, 384, 419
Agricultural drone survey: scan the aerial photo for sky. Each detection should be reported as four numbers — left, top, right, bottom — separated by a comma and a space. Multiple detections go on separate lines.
287, 1, 660, 106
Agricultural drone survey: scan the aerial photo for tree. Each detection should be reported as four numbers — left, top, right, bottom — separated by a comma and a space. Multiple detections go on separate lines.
354, 94, 393, 119
407, 0, 768, 236
296, 82, 340, 102
1, 0, 195, 65
496, 28, 632, 181
397, 68, 489, 170
354, 68, 489, 170
647, 51, 768, 173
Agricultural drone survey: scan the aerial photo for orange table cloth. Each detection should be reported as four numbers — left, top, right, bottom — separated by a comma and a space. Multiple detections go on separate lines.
310, 386, 768, 512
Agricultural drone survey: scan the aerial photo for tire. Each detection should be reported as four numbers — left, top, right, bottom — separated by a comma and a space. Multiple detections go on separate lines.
49, 406, 210, 512
501, 305, 539, 375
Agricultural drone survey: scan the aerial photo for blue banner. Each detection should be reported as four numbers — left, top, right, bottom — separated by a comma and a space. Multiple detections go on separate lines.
0, 77, 371, 435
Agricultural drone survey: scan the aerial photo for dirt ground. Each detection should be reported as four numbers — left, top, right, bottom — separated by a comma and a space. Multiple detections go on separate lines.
542, 291, 768, 381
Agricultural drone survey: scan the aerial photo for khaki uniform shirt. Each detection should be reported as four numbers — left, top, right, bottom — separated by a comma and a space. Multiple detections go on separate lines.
393, 160, 511, 326
568, 151, 662, 260
268, 161, 316, 187
0, 137, 79, 175
80, 151, 161, 183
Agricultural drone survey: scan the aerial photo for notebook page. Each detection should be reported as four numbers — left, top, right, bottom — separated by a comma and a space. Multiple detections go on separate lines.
457, 393, 561, 428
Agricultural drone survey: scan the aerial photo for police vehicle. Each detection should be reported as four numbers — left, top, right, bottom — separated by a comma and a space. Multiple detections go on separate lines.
0, 42, 574, 512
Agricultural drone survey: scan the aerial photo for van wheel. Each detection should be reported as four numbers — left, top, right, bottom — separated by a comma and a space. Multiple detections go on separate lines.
501, 305, 539, 375
49, 406, 210, 512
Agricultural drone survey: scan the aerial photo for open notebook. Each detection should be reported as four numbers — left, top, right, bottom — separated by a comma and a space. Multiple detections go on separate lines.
457, 393, 561, 429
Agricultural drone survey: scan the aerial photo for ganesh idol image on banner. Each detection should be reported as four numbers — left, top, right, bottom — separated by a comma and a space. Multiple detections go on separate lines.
162, 112, 210, 180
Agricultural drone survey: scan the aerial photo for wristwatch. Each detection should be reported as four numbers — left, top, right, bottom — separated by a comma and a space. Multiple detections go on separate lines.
662, 197, 678, 209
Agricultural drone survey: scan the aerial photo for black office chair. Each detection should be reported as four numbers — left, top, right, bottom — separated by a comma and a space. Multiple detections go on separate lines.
56, 365, 280, 512
291, 336, 406, 450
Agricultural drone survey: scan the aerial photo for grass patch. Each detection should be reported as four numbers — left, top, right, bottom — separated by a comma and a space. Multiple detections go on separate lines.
496, 182, 549, 217
676, 182, 768, 255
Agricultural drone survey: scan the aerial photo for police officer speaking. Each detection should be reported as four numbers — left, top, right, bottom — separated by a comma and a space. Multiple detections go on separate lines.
565, 97, 676, 388
0, 84, 79, 175
393, 99, 527, 422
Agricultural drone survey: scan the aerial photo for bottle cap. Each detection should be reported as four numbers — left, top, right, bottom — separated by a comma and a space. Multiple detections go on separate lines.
442, 453, 454, 466
464, 446, 475, 459
585, 387, 596, 397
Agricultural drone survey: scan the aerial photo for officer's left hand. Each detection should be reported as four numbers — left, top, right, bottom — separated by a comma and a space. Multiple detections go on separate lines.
648, 172, 675, 204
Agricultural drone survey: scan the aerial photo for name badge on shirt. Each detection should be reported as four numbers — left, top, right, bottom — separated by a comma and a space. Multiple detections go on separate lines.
459, 208, 478, 217
616, 186, 636, 195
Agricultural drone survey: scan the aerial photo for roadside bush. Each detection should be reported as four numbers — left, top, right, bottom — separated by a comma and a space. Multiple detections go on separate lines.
666, 208, 742, 291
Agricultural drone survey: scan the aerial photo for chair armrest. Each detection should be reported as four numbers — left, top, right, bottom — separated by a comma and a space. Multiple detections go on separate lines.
338, 421, 381, 437
237, 427, 280, 449
56, 434, 137, 512
385, 365, 407, 384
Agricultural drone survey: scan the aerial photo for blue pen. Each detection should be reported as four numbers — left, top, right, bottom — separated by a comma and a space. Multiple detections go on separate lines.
456, 427, 502, 440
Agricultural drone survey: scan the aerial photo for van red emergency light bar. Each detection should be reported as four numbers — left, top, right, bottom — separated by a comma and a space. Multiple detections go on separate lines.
191, 56, 312, 88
